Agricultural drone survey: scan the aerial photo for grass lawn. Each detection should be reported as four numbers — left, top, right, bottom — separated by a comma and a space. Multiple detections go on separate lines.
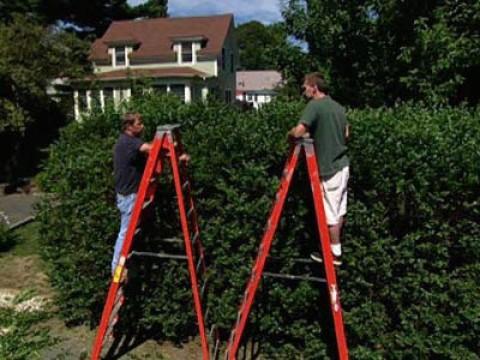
9, 221, 42, 256
0, 222, 195, 359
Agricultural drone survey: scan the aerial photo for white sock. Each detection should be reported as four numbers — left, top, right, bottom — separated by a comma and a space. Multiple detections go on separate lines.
331, 244, 342, 257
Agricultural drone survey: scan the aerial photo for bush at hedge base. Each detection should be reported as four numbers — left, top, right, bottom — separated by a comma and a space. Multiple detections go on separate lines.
37, 95, 480, 358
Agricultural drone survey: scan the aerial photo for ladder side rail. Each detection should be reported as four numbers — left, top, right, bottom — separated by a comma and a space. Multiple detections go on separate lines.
168, 134, 210, 360
304, 143, 349, 360
227, 143, 301, 360
173, 128, 208, 279
179, 161, 207, 274
91, 134, 165, 359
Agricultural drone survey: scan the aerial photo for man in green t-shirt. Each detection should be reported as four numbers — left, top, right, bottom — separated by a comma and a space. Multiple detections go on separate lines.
288, 72, 350, 265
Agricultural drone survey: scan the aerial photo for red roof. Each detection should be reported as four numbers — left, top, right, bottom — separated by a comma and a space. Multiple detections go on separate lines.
84, 67, 210, 81
90, 14, 234, 64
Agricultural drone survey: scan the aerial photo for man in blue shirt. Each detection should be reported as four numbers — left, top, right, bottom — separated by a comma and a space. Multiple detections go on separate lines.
112, 113, 152, 274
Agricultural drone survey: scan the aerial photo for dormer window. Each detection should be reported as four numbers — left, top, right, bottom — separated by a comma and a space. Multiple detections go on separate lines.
172, 36, 207, 64
115, 46, 127, 67
181, 42, 193, 63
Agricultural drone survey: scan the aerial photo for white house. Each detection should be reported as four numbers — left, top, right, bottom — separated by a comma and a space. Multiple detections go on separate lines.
236, 70, 282, 109
73, 14, 237, 120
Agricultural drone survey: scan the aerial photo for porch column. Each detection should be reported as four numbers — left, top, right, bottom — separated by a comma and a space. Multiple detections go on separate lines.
201, 86, 208, 101
73, 90, 79, 121
184, 84, 191, 103
86, 90, 92, 110
100, 90, 105, 111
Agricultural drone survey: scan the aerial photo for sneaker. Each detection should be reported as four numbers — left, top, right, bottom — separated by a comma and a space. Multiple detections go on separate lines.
310, 252, 342, 266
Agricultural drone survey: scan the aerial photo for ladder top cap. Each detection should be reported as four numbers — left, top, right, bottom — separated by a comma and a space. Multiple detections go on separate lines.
156, 124, 181, 133
294, 138, 314, 144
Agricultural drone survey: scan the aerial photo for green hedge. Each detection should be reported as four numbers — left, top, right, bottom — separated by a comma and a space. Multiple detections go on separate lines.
37, 96, 480, 358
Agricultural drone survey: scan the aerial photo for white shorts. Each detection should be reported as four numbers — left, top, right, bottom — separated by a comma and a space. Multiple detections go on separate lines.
322, 166, 349, 226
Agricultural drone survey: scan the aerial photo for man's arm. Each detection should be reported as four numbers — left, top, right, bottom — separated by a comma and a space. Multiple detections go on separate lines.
288, 123, 309, 139
139, 143, 153, 153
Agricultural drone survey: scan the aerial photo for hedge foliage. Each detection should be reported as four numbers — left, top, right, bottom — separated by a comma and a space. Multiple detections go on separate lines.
37, 95, 480, 358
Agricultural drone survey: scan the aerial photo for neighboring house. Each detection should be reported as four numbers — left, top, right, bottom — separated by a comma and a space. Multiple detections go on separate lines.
236, 70, 282, 109
73, 14, 237, 120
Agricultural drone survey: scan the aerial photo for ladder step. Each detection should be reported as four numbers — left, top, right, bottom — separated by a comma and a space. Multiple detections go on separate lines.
142, 197, 153, 209
196, 256, 204, 273
105, 315, 119, 340
187, 206, 195, 218
114, 287, 124, 303
191, 232, 199, 245
262, 271, 326, 283
268, 256, 314, 264
154, 237, 183, 244
129, 251, 188, 260
209, 325, 221, 359
200, 278, 208, 297
182, 180, 189, 190
109, 297, 124, 322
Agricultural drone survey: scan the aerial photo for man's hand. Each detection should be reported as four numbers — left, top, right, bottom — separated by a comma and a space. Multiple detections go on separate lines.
139, 142, 153, 153
287, 124, 309, 141
179, 153, 191, 163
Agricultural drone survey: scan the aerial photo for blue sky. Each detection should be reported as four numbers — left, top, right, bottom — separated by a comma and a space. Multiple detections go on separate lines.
127, 0, 284, 24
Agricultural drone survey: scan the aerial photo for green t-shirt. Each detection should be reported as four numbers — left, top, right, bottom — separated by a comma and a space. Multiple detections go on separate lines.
299, 96, 349, 177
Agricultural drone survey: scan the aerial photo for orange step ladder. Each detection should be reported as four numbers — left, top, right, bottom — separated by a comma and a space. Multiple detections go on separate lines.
91, 124, 214, 359
224, 138, 349, 360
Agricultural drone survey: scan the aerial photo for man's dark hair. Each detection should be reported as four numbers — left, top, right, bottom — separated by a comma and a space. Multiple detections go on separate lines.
122, 112, 141, 131
304, 72, 329, 94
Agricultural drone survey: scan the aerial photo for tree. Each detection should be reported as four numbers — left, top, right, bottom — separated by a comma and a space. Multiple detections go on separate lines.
1, 0, 169, 37
236, 21, 312, 97
282, 0, 480, 106
0, 15, 90, 180
398, 0, 480, 104
130, 0, 168, 19
236, 21, 284, 70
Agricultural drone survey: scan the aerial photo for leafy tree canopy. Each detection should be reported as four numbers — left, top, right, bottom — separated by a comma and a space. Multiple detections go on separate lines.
0, 0, 168, 36
0, 15, 89, 132
283, 0, 480, 106
236, 20, 313, 97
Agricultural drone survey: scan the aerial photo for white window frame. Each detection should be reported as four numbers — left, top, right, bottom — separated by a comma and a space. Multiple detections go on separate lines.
113, 46, 128, 67
181, 42, 193, 64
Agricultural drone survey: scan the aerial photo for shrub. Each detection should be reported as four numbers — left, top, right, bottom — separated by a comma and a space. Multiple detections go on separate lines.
37, 96, 480, 358
0, 220, 18, 252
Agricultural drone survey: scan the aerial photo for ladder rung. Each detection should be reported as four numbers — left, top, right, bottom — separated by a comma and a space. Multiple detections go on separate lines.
142, 197, 153, 209
209, 325, 220, 358
129, 251, 187, 260
110, 297, 124, 321
236, 308, 242, 324
110, 292, 125, 314
196, 256, 203, 273
200, 278, 208, 297
105, 315, 119, 339
156, 237, 183, 244
262, 271, 326, 283
114, 287, 124, 304
182, 180, 189, 190
268, 256, 314, 264
204, 307, 210, 324
187, 206, 194, 218
134, 228, 141, 236
191, 232, 199, 245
